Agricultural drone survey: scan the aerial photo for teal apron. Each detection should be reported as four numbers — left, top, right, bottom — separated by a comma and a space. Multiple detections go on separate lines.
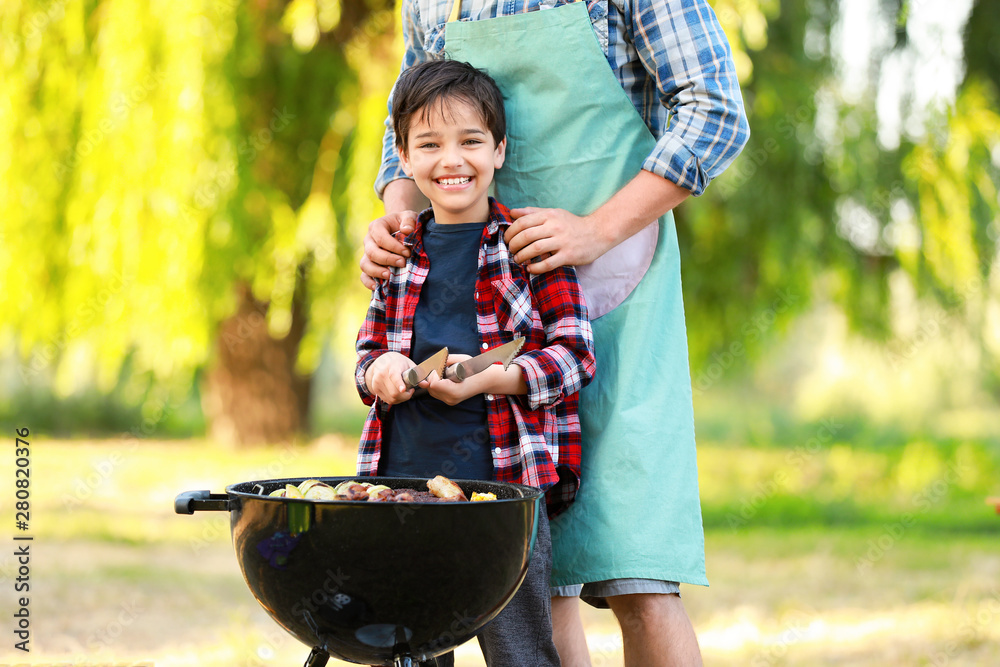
446, 0, 707, 587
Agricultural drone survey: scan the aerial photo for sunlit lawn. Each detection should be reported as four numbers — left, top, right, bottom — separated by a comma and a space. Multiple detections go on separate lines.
3, 436, 998, 666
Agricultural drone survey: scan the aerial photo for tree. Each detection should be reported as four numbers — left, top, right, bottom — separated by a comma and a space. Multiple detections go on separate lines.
0, 0, 396, 443
3, 0, 997, 442
681, 0, 999, 391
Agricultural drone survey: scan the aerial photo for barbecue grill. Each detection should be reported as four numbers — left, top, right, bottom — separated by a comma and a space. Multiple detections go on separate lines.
175, 476, 542, 666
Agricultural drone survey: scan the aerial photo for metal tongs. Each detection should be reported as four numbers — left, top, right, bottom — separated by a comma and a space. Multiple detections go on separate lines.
402, 337, 525, 394
444, 337, 525, 382
401, 347, 449, 389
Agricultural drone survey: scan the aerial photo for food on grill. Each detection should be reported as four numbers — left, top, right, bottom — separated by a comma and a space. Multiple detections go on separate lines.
269, 479, 339, 499
304, 484, 337, 500
337, 483, 372, 501
333, 480, 366, 496
269, 483, 305, 499
297, 479, 323, 495
427, 475, 468, 501
260, 476, 490, 503
368, 487, 396, 502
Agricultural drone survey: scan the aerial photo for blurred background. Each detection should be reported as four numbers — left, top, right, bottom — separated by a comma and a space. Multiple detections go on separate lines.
1, 0, 999, 665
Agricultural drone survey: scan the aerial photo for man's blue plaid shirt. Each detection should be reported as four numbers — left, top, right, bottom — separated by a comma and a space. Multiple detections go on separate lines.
377, 0, 750, 198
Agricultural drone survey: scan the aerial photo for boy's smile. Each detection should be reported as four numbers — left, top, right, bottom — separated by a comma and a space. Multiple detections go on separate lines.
399, 98, 506, 225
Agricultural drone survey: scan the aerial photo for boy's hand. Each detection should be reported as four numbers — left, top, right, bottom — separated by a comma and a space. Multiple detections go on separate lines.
426, 355, 485, 406
505, 207, 610, 273
360, 211, 418, 290
365, 352, 427, 404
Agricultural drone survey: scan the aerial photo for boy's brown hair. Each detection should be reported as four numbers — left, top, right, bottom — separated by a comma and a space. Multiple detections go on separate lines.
392, 59, 506, 153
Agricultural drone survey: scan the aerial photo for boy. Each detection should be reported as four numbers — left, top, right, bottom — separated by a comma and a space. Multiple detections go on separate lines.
355, 59, 596, 666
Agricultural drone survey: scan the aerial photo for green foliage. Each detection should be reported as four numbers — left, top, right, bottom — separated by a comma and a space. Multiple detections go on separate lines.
695, 382, 1000, 531
2, 0, 998, 428
0, 0, 394, 406
30, 438, 357, 544
683, 0, 1000, 385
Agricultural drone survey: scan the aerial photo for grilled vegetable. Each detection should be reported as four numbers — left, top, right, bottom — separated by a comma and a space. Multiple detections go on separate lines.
263, 476, 479, 503
303, 483, 337, 500
365, 484, 392, 500
297, 479, 323, 495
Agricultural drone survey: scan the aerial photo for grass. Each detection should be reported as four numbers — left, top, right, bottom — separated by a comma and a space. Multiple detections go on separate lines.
2, 437, 999, 666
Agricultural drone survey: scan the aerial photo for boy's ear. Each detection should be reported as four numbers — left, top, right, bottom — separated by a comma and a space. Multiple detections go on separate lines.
494, 137, 507, 170
398, 145, 413, 177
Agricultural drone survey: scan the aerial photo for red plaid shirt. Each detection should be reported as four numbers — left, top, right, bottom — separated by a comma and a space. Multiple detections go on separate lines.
356, 198, 595, 516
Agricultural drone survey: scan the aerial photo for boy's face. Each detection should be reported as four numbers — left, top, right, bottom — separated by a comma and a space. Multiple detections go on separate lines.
399, 97, 506, 225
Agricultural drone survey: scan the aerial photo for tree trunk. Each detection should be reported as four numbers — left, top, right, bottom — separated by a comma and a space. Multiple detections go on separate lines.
203, 281, 311, 446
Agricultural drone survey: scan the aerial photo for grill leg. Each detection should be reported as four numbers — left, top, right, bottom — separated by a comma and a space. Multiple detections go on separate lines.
395, 657, 443, 666
304, 646, 330, 667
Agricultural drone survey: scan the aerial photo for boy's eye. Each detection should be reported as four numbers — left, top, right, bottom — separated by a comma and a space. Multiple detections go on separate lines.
418, 142, 438, 149
463, 138, 483, 145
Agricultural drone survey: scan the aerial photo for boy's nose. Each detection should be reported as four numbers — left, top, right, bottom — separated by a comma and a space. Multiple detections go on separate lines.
441, 144, 464, 167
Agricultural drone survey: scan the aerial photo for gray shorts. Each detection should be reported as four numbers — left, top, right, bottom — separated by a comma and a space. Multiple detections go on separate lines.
551, 578, 681, 609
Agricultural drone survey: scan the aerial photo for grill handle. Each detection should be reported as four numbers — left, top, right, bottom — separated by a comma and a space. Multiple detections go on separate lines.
175, 490, 231, 514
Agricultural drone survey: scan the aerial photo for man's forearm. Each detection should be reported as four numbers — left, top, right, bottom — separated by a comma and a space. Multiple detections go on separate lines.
588, 169, 691, 248
383, 178, 429, 216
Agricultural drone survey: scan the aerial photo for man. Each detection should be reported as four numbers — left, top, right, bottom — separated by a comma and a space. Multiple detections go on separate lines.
361, 2, 749, 664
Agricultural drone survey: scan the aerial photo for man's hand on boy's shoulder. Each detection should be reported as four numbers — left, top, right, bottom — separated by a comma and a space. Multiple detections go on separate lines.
365, 351, 426, 405
360, 210, 418, 290
504, 206, 609, 273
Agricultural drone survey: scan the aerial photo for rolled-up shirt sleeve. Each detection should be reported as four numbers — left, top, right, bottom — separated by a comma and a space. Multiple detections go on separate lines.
513, 268, 596, 410
623, 0, 750, 195
356, 282, 392, 405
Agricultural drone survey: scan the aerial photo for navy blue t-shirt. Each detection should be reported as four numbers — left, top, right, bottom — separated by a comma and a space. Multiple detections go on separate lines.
379, 220, 494, 481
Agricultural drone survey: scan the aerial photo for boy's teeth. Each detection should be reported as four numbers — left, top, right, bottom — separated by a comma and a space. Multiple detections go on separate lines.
438, 177, 470, 185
